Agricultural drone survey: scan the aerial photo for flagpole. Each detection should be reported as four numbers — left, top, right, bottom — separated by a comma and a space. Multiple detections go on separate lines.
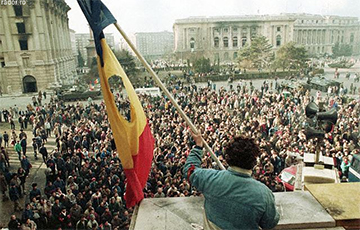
113, 23, 225, 170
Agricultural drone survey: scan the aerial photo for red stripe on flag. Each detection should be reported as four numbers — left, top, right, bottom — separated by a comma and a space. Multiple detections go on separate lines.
124, 121, 154, 208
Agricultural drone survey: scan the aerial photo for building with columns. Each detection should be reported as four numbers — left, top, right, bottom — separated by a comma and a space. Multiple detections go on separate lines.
292, 14, 360, 56
0, 0, 76, 94
173, 14, 360, 63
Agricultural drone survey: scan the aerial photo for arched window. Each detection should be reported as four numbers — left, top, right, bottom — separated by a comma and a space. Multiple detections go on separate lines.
23, 75, 38, 93
233, 37, 238, 47
241, 36, 247, 46
190, 38, 195, 49
223, 37, 229, 48
214, 37, 219, 48
276, 35, 281, 47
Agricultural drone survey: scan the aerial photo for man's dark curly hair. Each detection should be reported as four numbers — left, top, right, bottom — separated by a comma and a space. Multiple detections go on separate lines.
224, 136, 260, 170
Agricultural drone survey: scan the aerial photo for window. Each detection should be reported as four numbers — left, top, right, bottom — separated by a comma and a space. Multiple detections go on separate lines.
233, 27, 238, 32
214, 37, 219, 48
223, 37, 229, 48
16, 23, 26, 34
224, 52, 229, 60
242, 37, 247, 46
1, 61, 5, 68
350, 34, 354, 43
224, 28, 228, 33
190, 38, 195, 49
277, 27, 281, 32
233, 37, 238, 47
276, 35, 281, 47
13, 5, 23, 16
19, 39, 28, 50
233, 52, 238, 59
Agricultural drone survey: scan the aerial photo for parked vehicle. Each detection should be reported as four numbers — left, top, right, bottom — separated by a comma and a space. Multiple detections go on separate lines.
310, 76, 340, 92
57, 85, 101, 101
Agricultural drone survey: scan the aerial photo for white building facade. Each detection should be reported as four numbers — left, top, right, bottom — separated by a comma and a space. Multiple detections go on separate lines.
0, 0, 76, 94
173, 14, 360, 63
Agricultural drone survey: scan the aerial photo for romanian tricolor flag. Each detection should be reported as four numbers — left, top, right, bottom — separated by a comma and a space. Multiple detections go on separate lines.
94, 78, 99, 84
78, 0, 154, 208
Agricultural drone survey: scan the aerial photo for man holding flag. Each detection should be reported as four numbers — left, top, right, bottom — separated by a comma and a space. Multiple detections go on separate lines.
78, 0, 154, 208
184, 132, 279, 229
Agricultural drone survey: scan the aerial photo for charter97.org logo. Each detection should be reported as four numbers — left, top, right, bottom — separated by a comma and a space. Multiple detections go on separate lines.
1, 0, 26, 5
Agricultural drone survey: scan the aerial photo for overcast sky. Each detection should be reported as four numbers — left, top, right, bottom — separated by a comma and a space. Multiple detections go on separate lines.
66, 0, 360, 37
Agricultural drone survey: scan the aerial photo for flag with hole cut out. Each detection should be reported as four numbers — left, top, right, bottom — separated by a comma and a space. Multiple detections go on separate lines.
78, 0, 154, 208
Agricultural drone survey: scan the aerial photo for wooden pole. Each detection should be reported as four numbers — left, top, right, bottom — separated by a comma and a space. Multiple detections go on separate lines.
113, 22, 225, 170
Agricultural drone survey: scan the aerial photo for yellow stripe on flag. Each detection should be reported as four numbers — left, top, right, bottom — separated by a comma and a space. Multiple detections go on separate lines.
97, 39, 146, 169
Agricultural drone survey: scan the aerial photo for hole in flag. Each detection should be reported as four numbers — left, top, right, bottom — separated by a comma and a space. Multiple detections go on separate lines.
108, 75, 131, 122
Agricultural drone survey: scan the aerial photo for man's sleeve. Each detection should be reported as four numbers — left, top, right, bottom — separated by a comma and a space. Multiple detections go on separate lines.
183, 147, 203, 181
259, 191, 280, 229
183, 147, 219, 193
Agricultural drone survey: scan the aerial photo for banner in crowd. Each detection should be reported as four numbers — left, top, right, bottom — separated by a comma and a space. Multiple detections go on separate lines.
78, 0, 154, 208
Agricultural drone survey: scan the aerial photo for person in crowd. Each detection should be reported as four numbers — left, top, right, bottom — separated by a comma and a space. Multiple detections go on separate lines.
20, 218, 37, 230
14, 141, 22, 161
9, 182, 21, 212
0, 171, 8, 201
20, 156, 31, 177
39, 144, 48, 164
8, 215, 21, 230
29, 183, 41, 201
76, 214, 88, 230
3, 131, 9, 148
17, 168, 27, 196
1, 146, 10, 169
20, 137, 27, 157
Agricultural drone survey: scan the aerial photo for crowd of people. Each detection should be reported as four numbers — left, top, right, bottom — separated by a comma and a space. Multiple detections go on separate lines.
0, 74, 359, 229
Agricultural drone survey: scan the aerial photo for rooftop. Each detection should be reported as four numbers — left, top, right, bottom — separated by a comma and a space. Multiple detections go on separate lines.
174, 13, 359, 24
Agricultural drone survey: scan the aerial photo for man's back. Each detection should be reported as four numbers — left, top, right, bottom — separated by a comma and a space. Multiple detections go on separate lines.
192, 166, 279, 229
184, 145, 279, 230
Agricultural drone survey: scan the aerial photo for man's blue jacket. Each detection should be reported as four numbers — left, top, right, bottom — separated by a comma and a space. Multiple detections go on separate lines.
184, 147, 280, 230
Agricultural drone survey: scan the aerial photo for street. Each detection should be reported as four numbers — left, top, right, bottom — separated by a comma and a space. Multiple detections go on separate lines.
0, 125, 56, 227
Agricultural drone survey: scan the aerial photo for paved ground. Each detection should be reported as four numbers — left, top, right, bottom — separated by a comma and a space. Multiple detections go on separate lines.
0, 123, 56, 227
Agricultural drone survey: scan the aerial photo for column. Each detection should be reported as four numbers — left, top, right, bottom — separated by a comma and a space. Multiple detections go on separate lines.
41, 0, 53, 63
50, 5, 61, 83
29, 3, 39, 50
1, 6, 15, 51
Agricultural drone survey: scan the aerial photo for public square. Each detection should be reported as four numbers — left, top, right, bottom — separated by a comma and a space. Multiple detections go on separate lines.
1, 0, 360, 229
